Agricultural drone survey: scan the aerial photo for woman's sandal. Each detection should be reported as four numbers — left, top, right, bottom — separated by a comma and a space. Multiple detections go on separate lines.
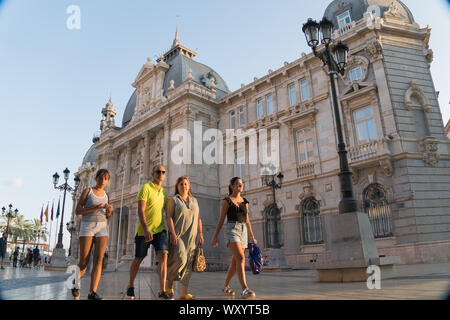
179, 293, 195, 300
222, 286, 235, 296
167, 288, 174, 299
241, 288, 256, 299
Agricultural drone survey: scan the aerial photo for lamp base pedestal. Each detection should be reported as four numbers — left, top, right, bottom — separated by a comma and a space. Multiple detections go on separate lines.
44, 247, 67, 271
311, 212, 400, 282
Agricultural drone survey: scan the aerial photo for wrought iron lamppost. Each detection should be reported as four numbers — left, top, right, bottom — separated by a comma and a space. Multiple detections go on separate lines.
52, 168, 80, 250
1, 204, 18, 267
264, 172, 284, 248
302, 17, 358, 214
1, 204, 18, 236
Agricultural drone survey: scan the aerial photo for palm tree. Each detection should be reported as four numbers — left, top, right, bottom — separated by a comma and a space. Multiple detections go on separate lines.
10, 214, 34, 252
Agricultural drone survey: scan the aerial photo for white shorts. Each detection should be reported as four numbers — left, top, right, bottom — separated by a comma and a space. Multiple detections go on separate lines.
79, 220, 109, 238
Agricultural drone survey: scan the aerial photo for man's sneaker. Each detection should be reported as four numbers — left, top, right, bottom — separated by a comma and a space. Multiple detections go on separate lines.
126, 287, 135, 300
71, 288, 80, 300
158, 291, 172, 300
241, 288, 256, 299
88, 291, 103, 300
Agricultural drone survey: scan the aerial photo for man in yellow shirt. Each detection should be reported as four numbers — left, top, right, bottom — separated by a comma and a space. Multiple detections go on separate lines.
126, 165, 170, 299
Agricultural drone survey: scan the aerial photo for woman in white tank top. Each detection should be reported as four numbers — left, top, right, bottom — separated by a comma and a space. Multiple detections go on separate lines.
73, 169, 113, 300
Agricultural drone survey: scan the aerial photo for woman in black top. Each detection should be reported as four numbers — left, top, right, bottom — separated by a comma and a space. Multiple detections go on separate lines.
211, 177, 257, 299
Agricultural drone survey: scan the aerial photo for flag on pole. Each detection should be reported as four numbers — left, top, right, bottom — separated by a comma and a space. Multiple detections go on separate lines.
44, 203, 49, 222
56, 197, 61, 218
51, 200, 54, 221
40, 205, 43, 223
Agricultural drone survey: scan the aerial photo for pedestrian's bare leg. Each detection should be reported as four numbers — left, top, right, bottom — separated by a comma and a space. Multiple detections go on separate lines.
128, 258, 143, 288
157, 252, 168, 293
90, 236, 108, 293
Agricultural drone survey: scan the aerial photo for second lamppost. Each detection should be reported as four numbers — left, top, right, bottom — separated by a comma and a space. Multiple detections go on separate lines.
302, 17, 358, 214
2, 204, 19, 236
264, 172, 284, 249
52, 168, 80, 251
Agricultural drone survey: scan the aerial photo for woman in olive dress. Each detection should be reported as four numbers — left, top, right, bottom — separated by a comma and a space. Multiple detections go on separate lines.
166, 176, 204, 300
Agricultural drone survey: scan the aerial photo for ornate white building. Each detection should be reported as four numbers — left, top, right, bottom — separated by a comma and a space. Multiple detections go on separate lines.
70, 0, 450, 269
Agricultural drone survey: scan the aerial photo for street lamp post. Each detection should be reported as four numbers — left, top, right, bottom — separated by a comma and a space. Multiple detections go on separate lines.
50, 168, 80, 269
302, 17, 358, 214
2, 204, 19, 236
301, 18, 385, 282
1, 204, 18, 268
264, 172, 284, 249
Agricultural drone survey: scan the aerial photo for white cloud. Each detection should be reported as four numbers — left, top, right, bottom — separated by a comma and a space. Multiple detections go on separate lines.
8, 178, 23, 188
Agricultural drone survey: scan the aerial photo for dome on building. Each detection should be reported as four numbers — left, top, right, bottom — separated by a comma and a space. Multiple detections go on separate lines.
122, 89, 137, 128
121, 31, 230, 128
82, 144, 98, 165
323, 0, 415, 29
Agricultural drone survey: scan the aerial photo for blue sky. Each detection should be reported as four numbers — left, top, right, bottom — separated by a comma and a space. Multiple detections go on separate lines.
0, 0, 449, 250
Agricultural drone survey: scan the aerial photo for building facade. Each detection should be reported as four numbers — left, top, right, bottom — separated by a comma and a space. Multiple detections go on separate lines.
70, 0, 450, 269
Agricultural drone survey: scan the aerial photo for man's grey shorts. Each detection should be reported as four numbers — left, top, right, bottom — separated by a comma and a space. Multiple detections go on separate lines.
226, 222, 248, 249
79, 220, 109, 237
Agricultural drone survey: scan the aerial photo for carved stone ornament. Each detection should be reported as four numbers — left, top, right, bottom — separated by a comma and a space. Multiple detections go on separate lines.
298, 181, 313, 200
404, 81, 432, 112
365, 39, 383, 61
364, 11, 381, 30
186, 69, 194, 81
210, 76, 216, 89
424, 48, 434, 64
168, 80, 175, 91
419, 137, 440, 166
379, 158, 393, 177
384, 1, 405, 19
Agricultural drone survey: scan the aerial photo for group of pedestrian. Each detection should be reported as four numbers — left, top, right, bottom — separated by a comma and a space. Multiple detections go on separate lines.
72, 165, 257, 300
0, 232, 47, 270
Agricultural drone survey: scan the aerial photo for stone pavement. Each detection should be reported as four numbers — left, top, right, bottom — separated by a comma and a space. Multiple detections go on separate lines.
0, 262, 449, 300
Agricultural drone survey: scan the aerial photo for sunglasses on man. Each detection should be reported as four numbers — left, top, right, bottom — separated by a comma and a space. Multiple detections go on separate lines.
155, 170, 166, 175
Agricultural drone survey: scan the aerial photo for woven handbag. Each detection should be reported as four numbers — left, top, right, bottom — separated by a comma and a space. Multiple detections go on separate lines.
192, 246, 206, 272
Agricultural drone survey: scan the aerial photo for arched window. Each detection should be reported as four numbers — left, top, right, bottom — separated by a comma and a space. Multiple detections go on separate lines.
263, 204, 283, 249
301, 197, 323, 245
363, 184, 393, 238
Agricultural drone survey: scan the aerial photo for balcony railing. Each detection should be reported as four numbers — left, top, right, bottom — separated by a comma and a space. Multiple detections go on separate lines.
348, 140, 380, 162
297, 162, 315, 178
333, 21, 356, 38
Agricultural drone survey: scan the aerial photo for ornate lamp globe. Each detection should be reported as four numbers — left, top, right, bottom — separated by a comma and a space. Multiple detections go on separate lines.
302, 19, 320, 48
333, 41, 349, 72
319, 17, 334, 45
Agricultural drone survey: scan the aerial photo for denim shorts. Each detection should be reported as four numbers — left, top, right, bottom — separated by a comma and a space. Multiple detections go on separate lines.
79, 220, 108, 238
226, 222, 248, 249
135, 230, 168, 258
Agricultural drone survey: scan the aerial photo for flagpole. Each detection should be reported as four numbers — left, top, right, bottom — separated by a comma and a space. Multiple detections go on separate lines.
54, 196, 61, 250
48, 199, 54, 254
115, 171, 126, 271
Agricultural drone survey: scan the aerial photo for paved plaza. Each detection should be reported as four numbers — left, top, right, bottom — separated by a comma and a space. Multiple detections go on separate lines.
0, 262, 449, 300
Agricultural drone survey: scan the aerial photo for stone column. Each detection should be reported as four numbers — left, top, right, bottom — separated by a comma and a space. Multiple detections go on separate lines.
143, 131, 151, 181
163, 117, 171, 187
108, 149, 118, 190
124, 143, 132, 185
